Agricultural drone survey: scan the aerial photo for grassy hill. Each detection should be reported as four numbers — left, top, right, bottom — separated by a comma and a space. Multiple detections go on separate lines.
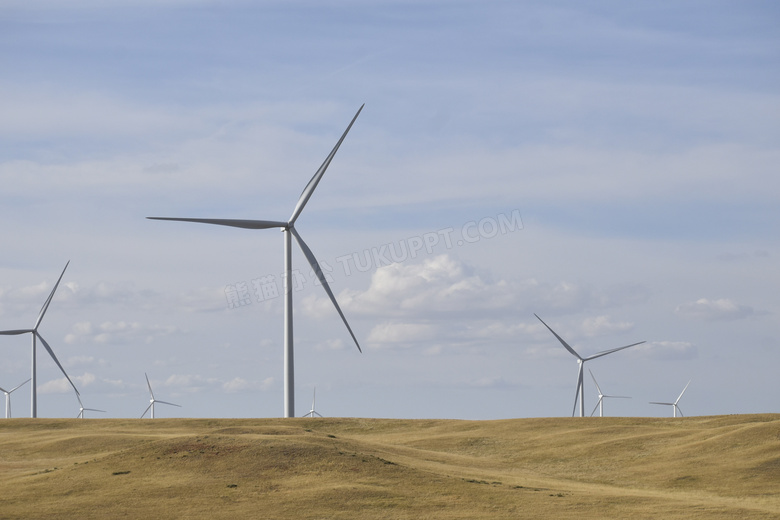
1, 414, 778, 519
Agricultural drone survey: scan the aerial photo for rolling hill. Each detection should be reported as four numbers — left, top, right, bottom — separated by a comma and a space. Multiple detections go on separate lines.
1, 414, 778, 519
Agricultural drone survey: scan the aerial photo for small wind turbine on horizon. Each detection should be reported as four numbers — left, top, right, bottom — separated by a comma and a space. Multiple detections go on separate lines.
76, 394, 106, 419
534, 313, 645, 417
0, 378, 30, 419
589, 369, 630, 417
0, 262, 80, 417
140, 373, 181, 419
650, 380, 691, 417
301, 387, 322, 418
148, 105, 365, 418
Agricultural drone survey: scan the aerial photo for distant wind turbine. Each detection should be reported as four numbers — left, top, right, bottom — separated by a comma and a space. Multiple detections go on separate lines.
589, 370, 630, 417
140, 373, 181, 419
148, 105, 365, 418
534, 313, 645, 417
0, 262, 80, 417
0, 378, 30, 419
650, 380, 691, 417
301, 387, 323, 418
76, 394, 106, 419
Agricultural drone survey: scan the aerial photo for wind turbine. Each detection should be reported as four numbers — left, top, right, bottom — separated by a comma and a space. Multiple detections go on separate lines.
650, 380, 691, 417
0, 378, 30, 418
301, 387, 323, 418
140, 373, 181, 419
0, 262, 80, 417
76, 394, 106, 419
589, 369, 630, 417
148, 105, 364, 418
534, 313, 645, 417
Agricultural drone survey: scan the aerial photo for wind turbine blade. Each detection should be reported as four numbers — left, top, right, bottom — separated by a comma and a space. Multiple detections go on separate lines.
85, 408, 106, 413
0, 329, 34, 335
590, 399, 601, 417
156, 400, 181, 408
290, 227, 362, 353
676, 380, 691, 404
9, 379, 31, 393
141, 403, 153, 419
288, 104, 364, 224
35, 261, 70, 329
37, 333, 79, 395
534, 314, 582, 360
0, 386, 6, 393
145, 373, 155, 399
314, 411, 323, 418
147, 217, 287, 230
584, 341, 645, 362
588, 369, 603, 395
676, 406, 684, 417
649, 401, 673, 406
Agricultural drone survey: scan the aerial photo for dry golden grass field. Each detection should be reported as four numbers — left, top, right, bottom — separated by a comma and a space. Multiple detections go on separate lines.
1, 414, 778, 519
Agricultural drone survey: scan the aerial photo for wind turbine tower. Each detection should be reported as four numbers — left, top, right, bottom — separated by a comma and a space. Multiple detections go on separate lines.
76, 394, 106, 419
141, 373, 181, 419
0, 379, 30, 419
589, 369, 630, 417
149, 106, 365, 418
302, 387, 323, 418
650, 380, 691, 417
0, 262, 80, 417
534, 313, 644, 417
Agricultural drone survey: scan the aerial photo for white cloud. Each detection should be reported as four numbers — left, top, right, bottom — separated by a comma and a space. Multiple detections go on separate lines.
61, 281, 161, 309
75, 372, 97, 387
313, 338, 346, 351
38, 371, 97, 395
176, 286, 232, 313
67, 355, 95, 366
674, 298, 755, 321
65, 321, 180, 345
635, 341, 698, 361
159, 374, 274, 394
222, 376, 275, 393
367, 322, 439, 348
340, 255, 517, 319
164, 373, 219, 391
581, 315, 634, 337
222, 377, 251, 393
335, 255, 650, 321
303, 255, 653, 352
0, 281, 53, 315
38, 377, 73, 394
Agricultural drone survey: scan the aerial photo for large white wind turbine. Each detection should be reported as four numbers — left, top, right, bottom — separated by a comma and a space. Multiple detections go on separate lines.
534, 313, 645, 417
141, 373, 181, 419
148, 105, 364, 418
301, 387, 323, 418
589, 369, 630, 417
650, 380, 691, 417
0, 262, 80, 417
0, 378, 30, 419
76, 394, 106, 419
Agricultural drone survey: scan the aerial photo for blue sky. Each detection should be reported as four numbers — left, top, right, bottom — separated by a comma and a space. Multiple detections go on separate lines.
1, 1, 778, 419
